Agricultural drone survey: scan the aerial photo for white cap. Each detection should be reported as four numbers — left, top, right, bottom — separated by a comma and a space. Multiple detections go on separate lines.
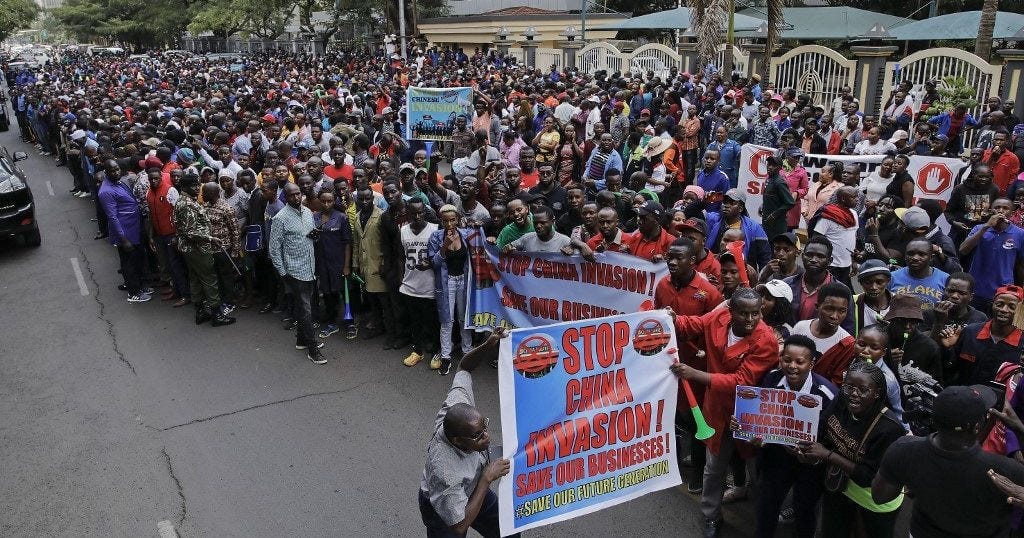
70, 129, 87, 141
759, 279, 794, 304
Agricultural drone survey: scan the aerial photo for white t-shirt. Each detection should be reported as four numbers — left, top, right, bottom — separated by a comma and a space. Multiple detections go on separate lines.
646, 162, 667, 193
400, 222, 439, 298
790, 319, 852, 358
859, 173, 893, 202
854, 138, 897, 156
813, 210, 858, 268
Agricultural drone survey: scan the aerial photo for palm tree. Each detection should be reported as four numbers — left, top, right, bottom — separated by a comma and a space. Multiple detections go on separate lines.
694, 0, 725, 73
974, 0, 998, 60
759, 0, 784, 81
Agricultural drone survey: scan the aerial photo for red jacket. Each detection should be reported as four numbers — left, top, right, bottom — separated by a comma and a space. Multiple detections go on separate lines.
147, 176, 176, 236
674, 308, 778, 454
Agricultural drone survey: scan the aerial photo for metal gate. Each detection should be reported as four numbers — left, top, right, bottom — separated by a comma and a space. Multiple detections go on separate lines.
770, 45, 856, 108
575, 42, 625, 75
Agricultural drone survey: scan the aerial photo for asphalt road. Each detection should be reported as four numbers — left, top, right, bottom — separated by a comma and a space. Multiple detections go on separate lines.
0, 118, 787, 537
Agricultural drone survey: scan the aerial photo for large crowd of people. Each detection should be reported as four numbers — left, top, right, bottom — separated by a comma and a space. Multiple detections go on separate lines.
7, 44, 1024, 537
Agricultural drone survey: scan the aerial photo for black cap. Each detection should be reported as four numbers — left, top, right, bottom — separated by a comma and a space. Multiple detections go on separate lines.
933, 385, 997, 431
637, 200, 664, 218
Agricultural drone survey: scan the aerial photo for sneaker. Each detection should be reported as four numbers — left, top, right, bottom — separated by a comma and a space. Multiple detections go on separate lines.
221, 303, 236, 315
722, 485, 748, 504
126, 293, 152, 303
687, 478, 703, 494
429, 354, 442, 370
403, 351, 424, 367
318, 324, 339, 338
295, 341, 325, 350
140, 287, 155, 296
438, 359, 452, 376
345, 324, 358, 339
777, 506, 796, 524
702, 517, 722, 538
308, 351, 327, 365
283, 319, 297, 331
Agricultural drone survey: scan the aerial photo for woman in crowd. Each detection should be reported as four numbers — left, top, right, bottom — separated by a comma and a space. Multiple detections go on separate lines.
797, 360, 905, 537
802, 161, 843, 222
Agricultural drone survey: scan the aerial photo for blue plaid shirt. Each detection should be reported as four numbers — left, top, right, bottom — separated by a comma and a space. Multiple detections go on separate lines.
269, 204, 316, 281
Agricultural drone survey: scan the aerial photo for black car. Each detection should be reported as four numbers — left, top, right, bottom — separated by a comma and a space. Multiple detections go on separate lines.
0, 147, 39, 246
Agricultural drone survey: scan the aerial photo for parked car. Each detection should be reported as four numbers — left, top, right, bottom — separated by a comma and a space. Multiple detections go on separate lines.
0, 148, 39, 246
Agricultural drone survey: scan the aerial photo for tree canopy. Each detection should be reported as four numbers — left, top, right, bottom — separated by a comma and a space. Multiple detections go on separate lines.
0, 0, 40, 43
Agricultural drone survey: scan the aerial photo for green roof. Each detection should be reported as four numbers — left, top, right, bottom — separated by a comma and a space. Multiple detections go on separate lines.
591, 8, 764, 32
734, 7, 909, 40
888, 11, 1024, 40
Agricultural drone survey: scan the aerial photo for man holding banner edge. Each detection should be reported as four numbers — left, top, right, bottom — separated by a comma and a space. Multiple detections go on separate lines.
419, 328, 519, 538
668, 287, 778, 538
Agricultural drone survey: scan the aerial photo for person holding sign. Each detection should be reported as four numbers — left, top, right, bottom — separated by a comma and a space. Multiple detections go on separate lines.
796, 361, 905, 538
418, 329, 518, 538
730, 334, 838, 538
668, 287, 778, 538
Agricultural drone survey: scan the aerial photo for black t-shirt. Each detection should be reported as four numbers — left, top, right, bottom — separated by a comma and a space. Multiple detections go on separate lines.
823, 406, 906, 487
879, 435, 1024, 538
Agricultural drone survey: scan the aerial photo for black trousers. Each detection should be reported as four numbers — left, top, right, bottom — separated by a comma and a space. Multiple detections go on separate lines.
418, 489, 519, 538
212, 251, 239, 305
755, 448, 824, 538
820, 489, 899, 538
283, 276, 316, 348
117, 244, 145, 295
401, 293, 438, 354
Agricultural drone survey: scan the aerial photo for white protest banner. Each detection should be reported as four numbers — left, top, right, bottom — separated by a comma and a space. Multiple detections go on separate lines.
497, 310, 681, 535
464, 229, 668, 330
738, 144, 966, 228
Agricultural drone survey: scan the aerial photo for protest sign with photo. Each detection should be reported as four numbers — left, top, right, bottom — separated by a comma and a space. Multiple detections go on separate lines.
496, 310, 682, 535
404, 86, 474, 141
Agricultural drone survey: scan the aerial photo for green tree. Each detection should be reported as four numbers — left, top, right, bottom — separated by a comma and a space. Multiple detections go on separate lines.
0, 0, 40, 43
53, 0, 191, 47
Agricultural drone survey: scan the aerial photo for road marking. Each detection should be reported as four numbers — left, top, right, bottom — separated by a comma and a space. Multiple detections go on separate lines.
157, 520, 177, 538
45, 181, 54, 196
70, 257, 89, 296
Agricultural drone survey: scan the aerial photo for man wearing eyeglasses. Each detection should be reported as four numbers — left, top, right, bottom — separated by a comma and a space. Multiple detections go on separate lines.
419, 329, 519, 537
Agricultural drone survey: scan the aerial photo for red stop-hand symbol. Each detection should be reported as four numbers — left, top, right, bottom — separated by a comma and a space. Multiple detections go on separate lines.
748, 149, 773, 180
916, 162, 953, 196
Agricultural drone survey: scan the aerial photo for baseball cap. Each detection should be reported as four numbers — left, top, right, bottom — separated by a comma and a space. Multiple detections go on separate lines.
930, 133, 949, 142
758, 279, 794, 303
883, 293, 925, 321
637, 200, 664, 218
784, 147, 804, 158
888, 129, 909, 143
772, 231, 801, 250
677, 218, 708, 236
70, 129, 87, 141
932, 385, 997, 431
142, 137, 162, 148
382, 106, 394, 114
900, 206, 931, 230
640, 108, 651, 116
398, 162, 416, 173
724, 188, 747, 203
518, 191, 545, 204
857, 259, 892, 282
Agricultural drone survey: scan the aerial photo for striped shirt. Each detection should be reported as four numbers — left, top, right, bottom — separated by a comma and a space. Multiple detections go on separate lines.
269, 204, 316, 281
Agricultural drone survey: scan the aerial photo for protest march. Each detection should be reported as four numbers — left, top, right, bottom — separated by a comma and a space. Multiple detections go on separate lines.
6, 18, 1024, 537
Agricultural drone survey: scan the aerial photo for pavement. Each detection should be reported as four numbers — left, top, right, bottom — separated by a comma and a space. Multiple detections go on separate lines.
0, 115, 907, 536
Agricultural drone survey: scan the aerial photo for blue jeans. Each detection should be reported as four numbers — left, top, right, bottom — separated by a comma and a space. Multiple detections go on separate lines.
418, 489, 518, 538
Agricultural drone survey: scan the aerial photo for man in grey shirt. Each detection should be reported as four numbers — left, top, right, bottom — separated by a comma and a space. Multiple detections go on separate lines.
419, 329, 518, 537
503, 206, 595, 259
